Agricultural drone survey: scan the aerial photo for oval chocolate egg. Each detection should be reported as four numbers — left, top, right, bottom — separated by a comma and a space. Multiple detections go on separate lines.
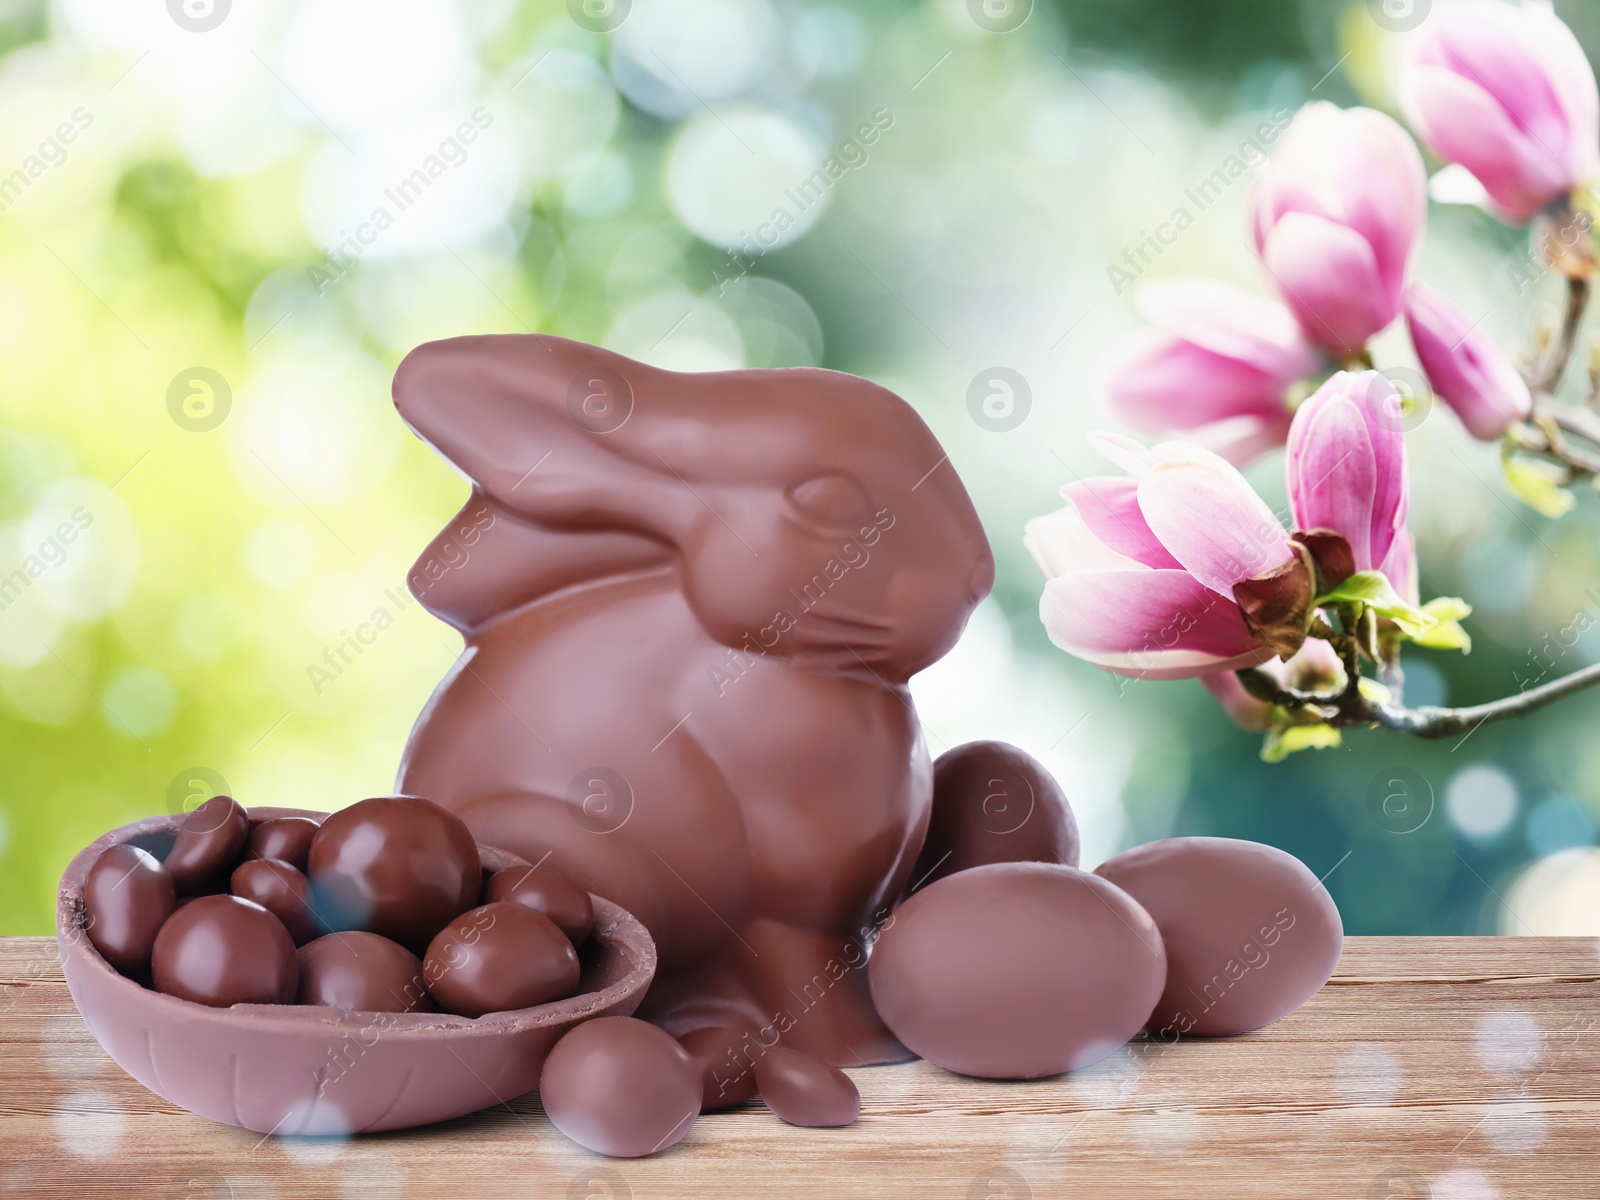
243, 816, 321, 870
540, 1017, 700, 1158
485, 864, 595, 946
298, 931, 434, 1013
165, 795, 250, 894
82, 844, 175, 976
151, 894, 298, 1007
908, 741, 1079, 891
753, 1046, 860, 1127
869, 862, 1165, 1079
231, 859, 322, 946
307, 796, 481, 952
423, 902, 579, 1018
1094, 836, 1343, 1038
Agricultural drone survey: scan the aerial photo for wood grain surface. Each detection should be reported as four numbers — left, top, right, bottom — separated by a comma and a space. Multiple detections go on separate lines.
2, 936, 1597, 1199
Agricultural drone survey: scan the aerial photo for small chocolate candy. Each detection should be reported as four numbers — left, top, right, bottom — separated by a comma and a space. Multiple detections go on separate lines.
484, 864, 594, 946
151, 894, 298, 1007
165, 795, 250, 894
298, 931, 434, 1013
423, 902, 579, 1017
909, 741, 1079, 892
1095, 836, 1344, 1038
869, 862, 1166, 1079
677, 1026, 757, 1110
540, 1017, 700, 1157
243, 816, 321, 871
82, 844, 176, 976
753, 1046, 860, 1127
307, 796, 481, 951
231, 859, 322, 946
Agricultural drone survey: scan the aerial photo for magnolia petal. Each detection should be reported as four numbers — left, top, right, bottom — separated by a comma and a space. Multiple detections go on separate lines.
1134, 277, 1323, 379
1136, 457, 1294, 596
1401, 64, 1570, 223
1289, 388, 1379, 570
1040, 567, 1269, 679
1107, 335, 1296, 433
1335, 108, 1427, 297
1023, 505, 1143, 581
1264, 212, 1394, 354
1062, 476, 1183, 570
1405, 282, 1532, 440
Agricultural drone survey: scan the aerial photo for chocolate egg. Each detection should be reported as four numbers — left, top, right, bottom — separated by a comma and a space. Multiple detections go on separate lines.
151, 894, 298, 1007
1095, 836, 1343, 1038
908, 741, 1079, 892
677, 1026, 758, 1110
869, 862, 1165, 1079
423, 902, 579, 1017
753, 1046, 860, 1127
165, 795, 250, 894
540, 1017, 700, 1157
231, 859, 323, 946
297, 931, 434, 1013
484, 864, 594, 946
243, 816, 321, 870
307, 796, 480, 951
82, 844, 176, 976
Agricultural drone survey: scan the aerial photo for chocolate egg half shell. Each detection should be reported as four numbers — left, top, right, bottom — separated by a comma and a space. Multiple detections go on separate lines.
1094, 836, 1343, 1038
869, 862, 1165, 1079
908, 741, 1079, 891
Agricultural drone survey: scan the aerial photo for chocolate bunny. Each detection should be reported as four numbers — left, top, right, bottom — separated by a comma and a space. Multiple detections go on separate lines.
393, 335, 993, 1066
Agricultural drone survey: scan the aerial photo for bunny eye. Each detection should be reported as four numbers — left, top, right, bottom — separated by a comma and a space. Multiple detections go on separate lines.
787, 473, 874, 529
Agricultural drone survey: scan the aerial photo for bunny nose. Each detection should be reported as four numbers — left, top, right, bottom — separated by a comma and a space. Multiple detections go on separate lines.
967, 553, 996, 604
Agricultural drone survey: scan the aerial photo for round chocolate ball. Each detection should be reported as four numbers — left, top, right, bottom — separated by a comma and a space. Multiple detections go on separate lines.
909, 741, 1079, 892
298, 931, 434, 1013
231, 859, 322, 946
485, 864, 595, 946
82, 843, 176, 977
151, 894, 298, 1007
869, 862, 1166, 1079
165, 795, 250, 895
243, 816, 321, 871
752, 1046, 860, 1127
541, 1017, 700, 1157
677, 1026, 757, 1110
1095, 836, 1344, 1038
307, 796, 481, 951
424, 902, 579, 1018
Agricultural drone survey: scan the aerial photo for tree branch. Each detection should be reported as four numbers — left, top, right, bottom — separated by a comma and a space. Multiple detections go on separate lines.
1235, 658, 1600, 740
1363, 660, 1600, 738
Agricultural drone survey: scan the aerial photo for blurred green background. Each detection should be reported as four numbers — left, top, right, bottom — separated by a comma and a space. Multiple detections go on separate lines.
3, 0, 1599, 938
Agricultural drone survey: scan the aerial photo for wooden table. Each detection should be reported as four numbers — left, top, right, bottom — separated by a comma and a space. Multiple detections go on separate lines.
2, 936, 1596, 1199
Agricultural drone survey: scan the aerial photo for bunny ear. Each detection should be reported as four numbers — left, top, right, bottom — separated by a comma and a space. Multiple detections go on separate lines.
393, 334, 695, 543
407, 493, 672, 634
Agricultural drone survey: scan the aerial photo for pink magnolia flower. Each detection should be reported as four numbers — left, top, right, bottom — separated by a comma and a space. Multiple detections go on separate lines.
1287, 371, 1410, 576
1250, 103, 1427, 357
1107, 277, 1325, 465
1400, 0, 1600, 224
1203, 639, 1344, 731
1404, 281, 1533, 440
1025, 435, 1295, 679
